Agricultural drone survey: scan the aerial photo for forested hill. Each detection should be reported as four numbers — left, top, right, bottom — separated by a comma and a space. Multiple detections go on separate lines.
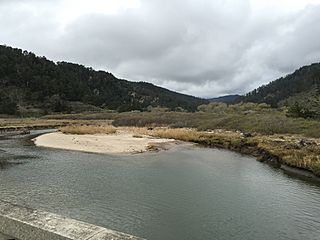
209, 95, 241, 103
0, 45, 207, 114
241, 63, 320, 107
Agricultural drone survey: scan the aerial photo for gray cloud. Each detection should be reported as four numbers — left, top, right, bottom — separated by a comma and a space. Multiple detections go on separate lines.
0, 0, 320, 98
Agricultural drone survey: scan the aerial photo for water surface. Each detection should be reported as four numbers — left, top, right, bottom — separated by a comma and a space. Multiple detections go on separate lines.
0, 131, 320, 240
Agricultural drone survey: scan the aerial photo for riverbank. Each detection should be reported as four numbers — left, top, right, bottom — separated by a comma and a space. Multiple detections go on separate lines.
33, 129, 179, 154
30, 125, 320, 177
2, 137, 320, 240
149, 128, 320, 177
2, 116, 320, 177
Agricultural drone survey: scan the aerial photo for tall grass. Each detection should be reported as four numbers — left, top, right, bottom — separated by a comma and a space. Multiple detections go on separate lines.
59, 125, 117, 135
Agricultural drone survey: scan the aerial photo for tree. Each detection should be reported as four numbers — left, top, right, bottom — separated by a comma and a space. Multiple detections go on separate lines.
0, 96, 17, 115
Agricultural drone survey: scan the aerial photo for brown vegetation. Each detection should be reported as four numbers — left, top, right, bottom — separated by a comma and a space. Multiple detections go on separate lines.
59, 125, 116, 135
0, 118, 112, 132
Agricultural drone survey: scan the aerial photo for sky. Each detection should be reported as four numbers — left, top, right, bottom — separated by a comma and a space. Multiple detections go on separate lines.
1, 0, 320, 98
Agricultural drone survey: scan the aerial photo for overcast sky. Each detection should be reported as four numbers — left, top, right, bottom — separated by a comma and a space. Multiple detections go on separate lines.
1, 0, 320, 98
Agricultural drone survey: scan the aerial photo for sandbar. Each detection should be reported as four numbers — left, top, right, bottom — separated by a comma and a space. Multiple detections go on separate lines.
33, 131, 178, 154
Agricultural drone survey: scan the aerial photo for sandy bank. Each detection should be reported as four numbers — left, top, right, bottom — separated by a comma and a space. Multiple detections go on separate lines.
33, 131, 178, 154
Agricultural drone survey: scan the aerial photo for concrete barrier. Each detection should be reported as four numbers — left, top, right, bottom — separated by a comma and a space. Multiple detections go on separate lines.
0, 232, 14, 240
0, 201, 144, 240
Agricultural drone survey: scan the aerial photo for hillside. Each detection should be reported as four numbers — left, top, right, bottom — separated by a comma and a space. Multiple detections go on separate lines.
0, 45, 207, 115
240, 63, 320, 118
209, 95, 241, 103
241, 63, 320, 106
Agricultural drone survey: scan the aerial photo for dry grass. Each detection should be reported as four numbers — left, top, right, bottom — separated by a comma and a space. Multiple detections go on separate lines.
255, 135, 320, 175
152, 128, 201, 141
0, 118, 112, 131
116, 126, 150, 135
151, 128, 243, 147
59, 125, 117, 135
0, 118, 68, 130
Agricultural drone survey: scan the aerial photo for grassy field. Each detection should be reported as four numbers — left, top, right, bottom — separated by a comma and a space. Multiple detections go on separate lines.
43, 108, 320, 138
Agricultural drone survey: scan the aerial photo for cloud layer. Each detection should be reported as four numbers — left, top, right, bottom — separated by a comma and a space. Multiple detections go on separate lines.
1, 0, 320, 97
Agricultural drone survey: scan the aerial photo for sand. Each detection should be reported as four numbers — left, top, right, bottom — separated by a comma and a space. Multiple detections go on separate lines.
33, 131, 177, 154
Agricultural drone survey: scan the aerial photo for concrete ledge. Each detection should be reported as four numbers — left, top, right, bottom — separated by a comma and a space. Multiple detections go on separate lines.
0, 201, 144, 240
0, 232, 15, 240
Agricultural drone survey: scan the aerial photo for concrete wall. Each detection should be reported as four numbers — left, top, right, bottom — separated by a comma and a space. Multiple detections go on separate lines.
0, 232, 15, 240
0, 200, 144, 240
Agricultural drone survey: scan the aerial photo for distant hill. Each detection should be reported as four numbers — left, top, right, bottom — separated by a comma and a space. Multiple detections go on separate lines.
241, 63, 320, 106
240, 63, 320, 118
0, 45, 208, 115
209, 95, 241, 103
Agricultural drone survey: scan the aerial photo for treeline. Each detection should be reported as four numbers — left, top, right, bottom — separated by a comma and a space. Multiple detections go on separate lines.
239, 63, 320, 119
0, 45, 207, 114
241, 63, 320, 107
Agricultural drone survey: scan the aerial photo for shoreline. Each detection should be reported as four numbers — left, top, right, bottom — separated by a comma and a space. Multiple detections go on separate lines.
151, 128, 320, 178
2, 125, 319, 179
202, 140, 320, 181
280, 164, 320, 181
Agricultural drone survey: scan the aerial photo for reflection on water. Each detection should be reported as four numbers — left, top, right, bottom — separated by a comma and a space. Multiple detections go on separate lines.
1, 131, 320, 240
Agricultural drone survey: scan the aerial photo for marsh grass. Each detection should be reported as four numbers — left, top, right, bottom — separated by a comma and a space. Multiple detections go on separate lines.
41, 109, 320, 138
255, 135, 320, 175
59, 125, 117, 135
110, 111, 320, 138
0, 118, 112, 131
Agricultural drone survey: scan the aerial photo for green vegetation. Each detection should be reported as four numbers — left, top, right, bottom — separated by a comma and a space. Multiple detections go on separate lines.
1, 44, 320, 123
0, 45, 207, 115
93, 103, 320, 138
241, 63, 320, 119
0, 95, 17, 115
284, 89, 320, 119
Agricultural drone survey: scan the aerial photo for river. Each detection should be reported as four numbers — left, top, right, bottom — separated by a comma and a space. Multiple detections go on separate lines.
0, 131, 320, 240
